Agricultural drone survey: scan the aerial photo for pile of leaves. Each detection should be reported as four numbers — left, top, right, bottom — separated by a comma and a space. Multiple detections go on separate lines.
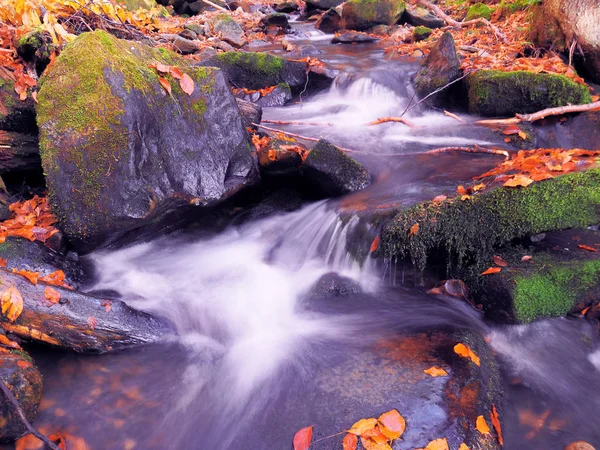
0, 195, 59, 244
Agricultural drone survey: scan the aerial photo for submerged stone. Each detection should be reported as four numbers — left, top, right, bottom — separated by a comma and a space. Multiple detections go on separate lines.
37, 30, 258, 249
466, 70, 591, 117
342, 0, 406, 31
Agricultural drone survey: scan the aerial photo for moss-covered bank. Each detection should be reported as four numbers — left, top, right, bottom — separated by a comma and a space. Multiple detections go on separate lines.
382, 168, 600, 271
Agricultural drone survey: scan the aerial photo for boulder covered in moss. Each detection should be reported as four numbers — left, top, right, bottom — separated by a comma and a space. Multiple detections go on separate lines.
0, 347, 43, 442
342, 0, 406, 31
402, 4, 444, 28
382, 168, 600, 271
465, 2, 492, 21
302, 139, 370, 197
197, 51, 307, 91
15, 29, 53, 75
413, 25, 432, 41
0, 74, 36, 133
414, 31, 461, 108
529, 0, 600, 83
37, 30, 258, 249
466, 70, 591, 117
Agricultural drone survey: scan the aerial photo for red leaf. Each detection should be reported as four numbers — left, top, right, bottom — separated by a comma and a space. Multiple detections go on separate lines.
493, 255, 508, 267
578, 244, 598, 252
179, 73, 195, 96
342, 433, 358, 450
170, 66, 184, 79
370, 235, 380, 253
481, 267, 502, 275
293, 426, 313, 450
409, 223, 419, 236
158, 77, 172, 95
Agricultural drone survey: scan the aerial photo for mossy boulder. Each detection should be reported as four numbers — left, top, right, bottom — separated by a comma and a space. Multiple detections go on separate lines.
0, 74, 36, 133
413, 25, 432, 41
529, 0, 600, 83
402, 4, 444, 28
302, 139, 370, 197
0, 348, 42, 442
197, 51, 307, 91
414, 32, 461, 108
497, 0, 539, 17
382, 168, 600, 271
37, 30, 258, 249
342, 0, 406, 31
16, 29, 53, 74
465, 2, 492, 21
466, 70, 591, 117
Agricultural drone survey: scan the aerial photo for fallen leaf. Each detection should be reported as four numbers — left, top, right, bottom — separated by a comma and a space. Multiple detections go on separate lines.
493, 255, 508, 267
179, 73, 195, 96
342, 433, 358, 450
152, 62, 170, 73
491, 404, 503, 445
377, 409, 406, 440
481, 267, 502, 275
577, 244, 598, 252
518, 130, 528, 140
0, 258, 6, 267
169, 66, 183, 79
521, 255, 532, 262
158, 77, 171, 95
87, 316, 97, 330
0, 334, 21, 349
581, 306, 591, 316
418, 438, 449, 450
456, 185, 467, 195
1, 286, 23, 322
44, 286, 61, 305
503, 125, 521, 135
476, 415, 491, 435
454, 343, 481, 366
433, 195, 447, 202
292, 426, 313, 450
424, 367, 448, 377
461, 194, 471, 201
473, 183, 485, 192
362, 426, 388, 444
459, 444, 470, 450
101, 300, 113, 313
12, 268, 39, 284
360, 437, 392, 450
39, 270, 71, 289
409, 223, 419, 236
348, 418, 378, 436
503, 174, 534, 188
370, 235, 380, 253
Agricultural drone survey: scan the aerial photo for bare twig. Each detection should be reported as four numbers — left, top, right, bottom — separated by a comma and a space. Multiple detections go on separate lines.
252, 123, 356, 152
368, 117, 417, 127
475, 100, 600, 126
568, 38, 577, 68
401, 71, 472, 117
0, 379, 59, 450
201, 0, 229, 12
444, 110, 465, 122
425, 145, 509, 159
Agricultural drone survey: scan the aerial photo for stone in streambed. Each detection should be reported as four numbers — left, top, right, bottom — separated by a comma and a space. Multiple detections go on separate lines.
315, 8, 342, 33
308, 272, 362, 298
401, 4, 444, 29
256, 83, 292, 107
0, 346, 43, 442
236, 98, 262, 129
331, 31, 380, 44
37, 30, 258, 250
197, 51, 307, 91
274, 1, 299, 13
466, 70, 591, 117
413, 25, 432, 41
302, 139, 370, 197
413, 31, 461, 108
260, 13, 291, 31
212, 14, 247, 48
342, 0, 406, 31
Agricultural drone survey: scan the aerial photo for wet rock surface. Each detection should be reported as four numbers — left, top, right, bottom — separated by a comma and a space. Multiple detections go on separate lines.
342, 0, 406, 31
315, 8, 342, 33
332, 31, 380, 44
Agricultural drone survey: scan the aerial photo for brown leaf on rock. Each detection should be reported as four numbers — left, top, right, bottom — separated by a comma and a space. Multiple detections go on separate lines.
44, 286, 61, 305
348, 418, 378, 436
180, 73, 195, 96
424, 366, 449, 377
504, 174, 534, 188
158, 77, 171, 95
1, 286, 23, 322
169, 66, 183, 79
409, 223, 419, 236
491, 404, 503, 445
370, 235, 380, 253
459, 444, 470, 450
360, 437, 392, 450
87, 316, 97, 330
342, 433, 358, 450
0, 258, 6, 268
12, 268, 39, 284
454, 343, 481, 366
377, 409, 406, 440
417, 438, 449, 450
292, 426, 313, 450
101, 300, 113, 313
476, 415, 491, 435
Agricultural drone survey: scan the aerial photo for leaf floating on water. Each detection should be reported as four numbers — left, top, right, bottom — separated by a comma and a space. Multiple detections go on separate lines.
493, 255, 508, 267
1, 286, 23, 322
417, 437, 449, 450
577, 244, 598, 252
180, 73, 195, 96
292, 425, 313, 450
377, 409, 406, 440
342, 433, 358, 450
409, 223, 419, 236
158, 77, 171, 95
360, 437, 392, 450
348, 418, 378, 436
481, 267, 502, 275
454, 343, 481, 366
491, 404, 503, 445
370, 235, 380, 253
476, 415, 491, 435
44, 286, 61, 305
424, 366, 449, 377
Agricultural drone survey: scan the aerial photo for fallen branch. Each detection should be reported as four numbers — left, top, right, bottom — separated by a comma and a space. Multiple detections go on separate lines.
444, 110, 465, 122
200, 0, 230, 12
261, 119, 334, 126
368, 117, 417, 127
252, 123, 357, 152
475, 100, 600, 126
0, 380, 59, 450
424, 145, 509, 159
401, 71, 472, 117
415, 0, 507, 42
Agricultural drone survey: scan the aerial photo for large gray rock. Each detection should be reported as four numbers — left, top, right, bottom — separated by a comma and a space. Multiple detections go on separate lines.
212, 14, 247, 48
342, 0, 406, 31
529, 0, 600, 83
37, 31, 258, 249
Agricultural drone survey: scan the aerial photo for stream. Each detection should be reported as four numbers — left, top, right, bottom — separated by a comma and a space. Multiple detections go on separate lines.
15, 22, 600, 450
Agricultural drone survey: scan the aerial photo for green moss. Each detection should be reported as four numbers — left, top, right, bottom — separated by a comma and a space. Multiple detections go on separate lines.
413, 25, 433, 41
498, 0, 539, 14
214, 13, 233, 22
382, 168, 600, 271
192, 98, 207, 116
514, 259, 600, 322
117, 0, 157, 10
16, 29, 44, 50
216, 51, 284, 77
466, 70, 591, 116
344, 0, 406, 24
465, 2, 492, 20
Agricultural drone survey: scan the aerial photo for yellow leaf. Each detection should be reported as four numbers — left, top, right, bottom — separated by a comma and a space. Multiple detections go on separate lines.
377, 409, 406, 440
360, 437, 392, 450
459, 444, 470, 450
472, 183, 485, 192
1, 286, 24, 322
348, 418, 378, 436
503, 174, 534, 188
417, 438, 449, 450
454, 343, 481, 366
476, 415, 491, 435
423, 367, 448, 377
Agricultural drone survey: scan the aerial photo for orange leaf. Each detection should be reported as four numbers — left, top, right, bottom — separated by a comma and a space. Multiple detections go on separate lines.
292, 426, 313, 450
472, 183, 485, 192
377, 409, 406, 440
370, 235, 380, 253
12, 268, 39, 284
44, 286, 61, 305
0, 258, 6, 267
521, 255, 532, 262
581, 306, 591, 316
101, 300, 113, 313
39, 270, 71, 289
481, 267, 501, 275
491, 404, 503, 445
517, 130, 528, 140
409, 223, 419, 236
169, 66, 183, 79
492, 255, 508, 267
348, 418, 378, 436
342, 433, 358, 450
503, 175, 534, 188
503, 125, 521, 135
459, 444, 470, 450
152, 62, 170, 73
454, 343, 481, 366
360, 437, 392, 450
418, 438, 449, 450
433, 195, 447, 202
577, 244, 598, 252
362, 426, 388, 444
461, 195, 471, 201
476, 415, 491, 435
87, 316, 97, 330
423, 366, 448, 377
1, 286, 23, 322
158, 77, 171, 95
456, 185, 467, 195
179, 73, 195, 96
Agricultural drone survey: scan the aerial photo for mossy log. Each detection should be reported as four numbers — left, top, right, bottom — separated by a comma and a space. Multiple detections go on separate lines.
0, 270, 172, 353
381, 168, 600, 271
